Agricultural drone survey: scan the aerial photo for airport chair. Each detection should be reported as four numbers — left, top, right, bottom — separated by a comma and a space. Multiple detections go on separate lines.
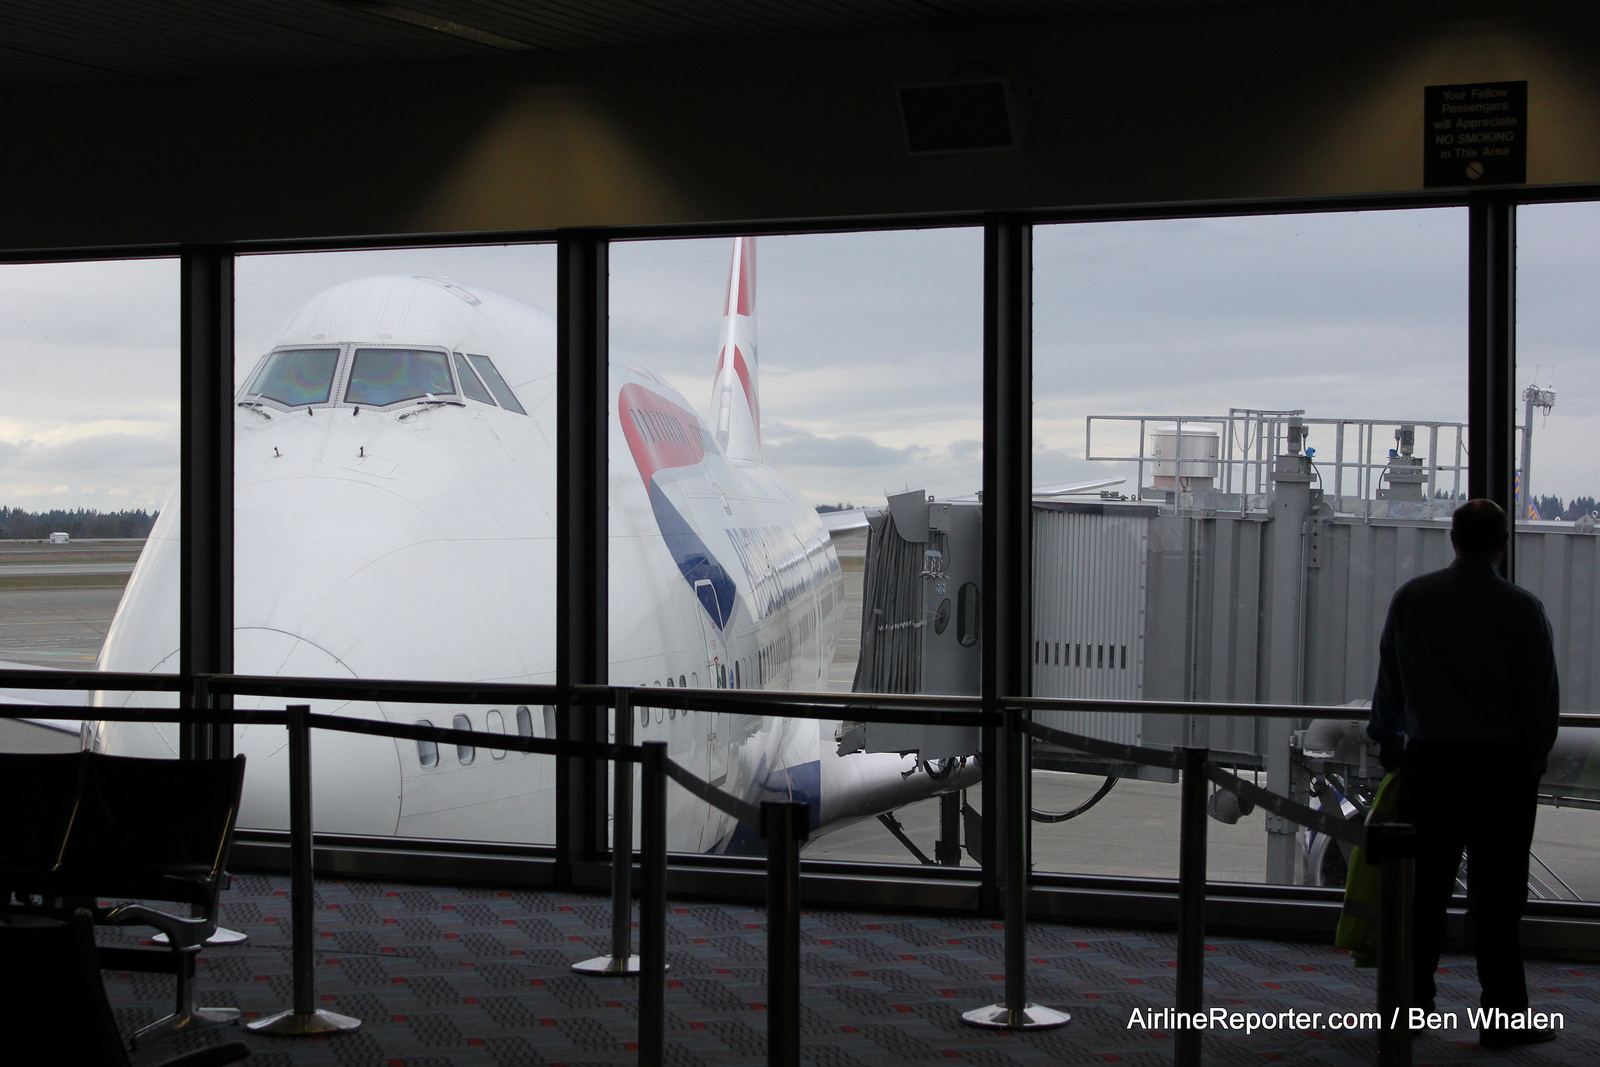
0, 751, 84, 903
53, 752, 249, 1046
0, 910, 249, 1066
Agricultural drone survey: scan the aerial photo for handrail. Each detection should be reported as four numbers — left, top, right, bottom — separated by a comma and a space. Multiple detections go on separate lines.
7, 668, 1600, 732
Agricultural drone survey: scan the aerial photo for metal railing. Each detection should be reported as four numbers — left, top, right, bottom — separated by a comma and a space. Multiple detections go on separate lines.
1085, 410, 1468, 510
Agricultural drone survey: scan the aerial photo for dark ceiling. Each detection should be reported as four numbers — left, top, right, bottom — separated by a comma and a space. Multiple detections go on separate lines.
4, 0, 1272, 87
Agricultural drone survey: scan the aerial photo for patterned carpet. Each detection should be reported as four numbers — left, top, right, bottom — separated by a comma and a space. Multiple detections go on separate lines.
97, 875, 1600, 1067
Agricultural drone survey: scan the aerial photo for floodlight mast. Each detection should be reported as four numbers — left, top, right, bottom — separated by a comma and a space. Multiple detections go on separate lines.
1519, 384, 1557, 517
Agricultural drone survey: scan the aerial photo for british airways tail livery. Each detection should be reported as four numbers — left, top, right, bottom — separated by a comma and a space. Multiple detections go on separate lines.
711, 237, 761, 464
88, 238, 977, 853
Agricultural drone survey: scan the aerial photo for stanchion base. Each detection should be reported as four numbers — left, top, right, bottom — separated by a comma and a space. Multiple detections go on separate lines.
961, 1003, 1073, 1030
151, 926, 250, 946
246, 1008, 362, 1035
570, 954, 668, 976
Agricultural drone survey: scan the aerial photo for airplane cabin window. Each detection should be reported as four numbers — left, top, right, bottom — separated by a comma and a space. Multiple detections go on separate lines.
515, 706, 533, 737
679, 674, 686, 688
415, 720, 439, 767
639, 703, 649, 728
452, 712, 475, 764
466, 354, 527, 414
345, 348, 455, 406
453, 352, 498, 405
486, 709, 506, 759
249, 348, 339, 407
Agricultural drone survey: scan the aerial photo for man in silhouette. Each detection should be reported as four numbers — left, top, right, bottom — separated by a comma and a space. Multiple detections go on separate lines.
1368, 498, 1559, 1048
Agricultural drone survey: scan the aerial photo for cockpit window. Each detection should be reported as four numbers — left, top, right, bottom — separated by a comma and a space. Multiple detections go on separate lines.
345, 348, 455, 407
453, 352, 497, 405
248, 348, 339, 407
465, 354, 526, 415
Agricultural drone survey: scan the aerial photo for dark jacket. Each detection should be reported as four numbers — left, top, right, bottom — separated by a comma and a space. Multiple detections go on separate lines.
1367, 558, 1559, 775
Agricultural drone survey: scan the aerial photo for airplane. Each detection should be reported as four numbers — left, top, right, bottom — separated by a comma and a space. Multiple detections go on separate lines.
83, 237, 979, 854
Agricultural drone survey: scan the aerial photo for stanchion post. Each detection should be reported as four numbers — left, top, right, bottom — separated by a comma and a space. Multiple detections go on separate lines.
248, 705, 360, 1036
762, 801, 808, 1067
575, 690, 640, 976
1371, 822, 1416, 1066
1175, 747, 1209, 1067
637, 741, 668, 1067
962, 713, 1071, 1031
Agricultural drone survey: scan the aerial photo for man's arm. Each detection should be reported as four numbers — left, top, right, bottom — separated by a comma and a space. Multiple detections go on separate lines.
1518, 602, 1560, 774
1368, 590, 1407, 770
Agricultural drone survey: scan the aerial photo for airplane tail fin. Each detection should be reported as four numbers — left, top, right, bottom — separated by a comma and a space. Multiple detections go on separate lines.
711, 237, 761, 463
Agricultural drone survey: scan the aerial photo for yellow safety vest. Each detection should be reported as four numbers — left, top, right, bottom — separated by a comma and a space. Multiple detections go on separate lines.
1334, 769, 1401, 968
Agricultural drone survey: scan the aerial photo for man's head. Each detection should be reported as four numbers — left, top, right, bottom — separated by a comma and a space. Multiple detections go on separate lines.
1451, 498, 1508, 561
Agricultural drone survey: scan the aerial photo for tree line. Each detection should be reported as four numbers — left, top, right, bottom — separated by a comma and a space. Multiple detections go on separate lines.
1533, 495, 1600, 521
0, 507, 158, 540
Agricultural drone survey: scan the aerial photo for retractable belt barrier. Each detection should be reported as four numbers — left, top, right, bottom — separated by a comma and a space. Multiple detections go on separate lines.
1025, 718, 1408, 1067
21, 683, 1574, 1067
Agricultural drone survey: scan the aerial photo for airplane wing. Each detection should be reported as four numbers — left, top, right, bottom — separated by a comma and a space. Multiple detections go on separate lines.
940, 476, 1128, 503
0, 659, 90, 732
819, 507, 880, 534
1033, 476, 1127, 498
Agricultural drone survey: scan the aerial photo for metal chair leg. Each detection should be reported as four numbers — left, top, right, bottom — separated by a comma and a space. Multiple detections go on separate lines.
128, 947, 241, 1047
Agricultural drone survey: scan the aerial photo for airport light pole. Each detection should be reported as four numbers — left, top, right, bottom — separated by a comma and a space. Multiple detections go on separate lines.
1518, 384, 1555, 518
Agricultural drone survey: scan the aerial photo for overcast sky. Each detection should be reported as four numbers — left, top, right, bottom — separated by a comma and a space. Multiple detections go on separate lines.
5, 203, 1600, 514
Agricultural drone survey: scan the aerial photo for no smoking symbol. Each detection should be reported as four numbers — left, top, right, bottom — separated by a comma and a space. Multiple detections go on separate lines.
1465, 161, 1485, 180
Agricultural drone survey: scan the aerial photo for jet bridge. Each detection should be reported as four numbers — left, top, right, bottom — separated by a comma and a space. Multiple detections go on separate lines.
846, 409, 1600, 885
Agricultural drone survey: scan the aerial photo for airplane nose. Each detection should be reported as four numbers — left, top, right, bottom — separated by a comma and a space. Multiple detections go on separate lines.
235, 474, 554, 683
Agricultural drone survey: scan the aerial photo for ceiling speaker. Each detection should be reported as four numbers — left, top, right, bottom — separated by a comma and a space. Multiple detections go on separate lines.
899, 79, 1016, 154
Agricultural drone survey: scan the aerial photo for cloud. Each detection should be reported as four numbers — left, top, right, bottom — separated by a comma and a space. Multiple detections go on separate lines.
0, 433, 177, 510
2, 433, 176, 474
763, 424, 919, 469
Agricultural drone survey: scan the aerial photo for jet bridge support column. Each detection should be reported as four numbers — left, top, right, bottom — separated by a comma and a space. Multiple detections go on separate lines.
1261, 454, 1313, 883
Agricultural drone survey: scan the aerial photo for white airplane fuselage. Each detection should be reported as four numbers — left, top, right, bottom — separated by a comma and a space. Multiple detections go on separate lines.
91, 272, 971, 853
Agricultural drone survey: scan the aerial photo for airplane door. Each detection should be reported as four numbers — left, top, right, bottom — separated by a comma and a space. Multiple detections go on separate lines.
694, 579, 731, 786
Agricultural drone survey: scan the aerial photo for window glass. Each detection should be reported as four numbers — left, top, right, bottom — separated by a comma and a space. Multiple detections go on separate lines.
1023, 208, 1468, 887
416, 720, 438, 767
454, 352, 497, 405
7, 258, 182, 760
247, 348, 339, 407
515, 706, 533, 737
345, 348, 454, 406
611, 229, 982, 867
466, 354, 527, 414
232, 242, 557, 846
1514, 201, 1600, 902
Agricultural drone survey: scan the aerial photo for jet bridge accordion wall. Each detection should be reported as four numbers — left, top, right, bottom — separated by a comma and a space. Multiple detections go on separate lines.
848, 498, 1600, 765
1031, 505, 1147, 748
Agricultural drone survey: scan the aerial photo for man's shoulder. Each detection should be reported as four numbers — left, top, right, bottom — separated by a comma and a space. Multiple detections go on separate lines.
1394, 562, 1547, 614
